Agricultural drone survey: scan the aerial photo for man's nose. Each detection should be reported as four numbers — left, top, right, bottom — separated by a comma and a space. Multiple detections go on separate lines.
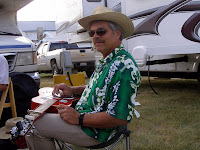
93, 32, 100, 38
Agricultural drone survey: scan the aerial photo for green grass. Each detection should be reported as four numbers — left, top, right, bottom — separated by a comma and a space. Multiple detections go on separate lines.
132, 77, 200, 150
40, 74, 200, 149
40, 73, 54, 88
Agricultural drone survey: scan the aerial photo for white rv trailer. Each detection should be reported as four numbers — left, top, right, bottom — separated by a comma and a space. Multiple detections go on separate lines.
0, 0, 40, 84
125, 0, 200, 82
67, 0, 200, 82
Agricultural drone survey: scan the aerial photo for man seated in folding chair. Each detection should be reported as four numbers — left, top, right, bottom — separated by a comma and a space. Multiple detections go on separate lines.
25, 6, 141, 150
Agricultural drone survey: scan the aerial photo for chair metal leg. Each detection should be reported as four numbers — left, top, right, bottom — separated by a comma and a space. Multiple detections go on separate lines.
55, 139, 73, 150
88, 147, 109, 150
126, 135, 130, 150
108, 134, 125, 150
55, 139, 63, 150
125, 125, 130, 150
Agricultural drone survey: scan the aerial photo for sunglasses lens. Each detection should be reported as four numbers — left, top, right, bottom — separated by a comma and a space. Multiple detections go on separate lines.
89, 30, 95, 37
88, 29, 107, 37
96, 29, 107, 36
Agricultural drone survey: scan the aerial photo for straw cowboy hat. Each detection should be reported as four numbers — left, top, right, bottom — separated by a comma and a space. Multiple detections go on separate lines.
0, 117, 23, 139
78, 6, 134, 39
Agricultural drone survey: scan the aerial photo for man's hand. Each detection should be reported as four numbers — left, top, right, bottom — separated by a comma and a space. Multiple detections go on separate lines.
57, 104, 80, 125
52, 83, 73, 97
57, 104, 128, 128
52, 83, 86, 97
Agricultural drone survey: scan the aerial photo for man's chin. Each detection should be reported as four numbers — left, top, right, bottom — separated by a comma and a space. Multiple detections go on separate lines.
95, 46, 102, 52
96, 49, 101, 53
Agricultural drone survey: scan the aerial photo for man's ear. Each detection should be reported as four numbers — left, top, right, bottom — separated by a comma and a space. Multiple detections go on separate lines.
115, 30, 121, 40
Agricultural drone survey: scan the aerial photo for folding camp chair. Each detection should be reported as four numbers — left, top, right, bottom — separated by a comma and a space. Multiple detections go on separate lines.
0, 77, 17, 119
55, 124, 130, 150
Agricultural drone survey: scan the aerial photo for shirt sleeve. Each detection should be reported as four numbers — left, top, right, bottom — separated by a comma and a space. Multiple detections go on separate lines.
0, 55, 9, 84
106, 57, 141, 122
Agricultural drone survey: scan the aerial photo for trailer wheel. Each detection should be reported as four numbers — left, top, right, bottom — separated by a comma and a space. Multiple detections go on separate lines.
197, 65, 200, 83
0, 73, 39, 126
52, 64, 60, 75
197, 72, 200, 83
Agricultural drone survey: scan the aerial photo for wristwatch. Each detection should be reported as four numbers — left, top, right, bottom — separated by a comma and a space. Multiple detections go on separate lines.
79, 113, 85, 126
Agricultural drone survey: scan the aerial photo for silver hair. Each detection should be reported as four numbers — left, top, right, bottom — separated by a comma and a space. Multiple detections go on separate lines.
107, 21, 123, 41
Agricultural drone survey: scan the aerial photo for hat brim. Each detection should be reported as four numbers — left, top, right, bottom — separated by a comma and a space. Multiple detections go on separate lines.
78, 12, 134, 39
0, 117, 23, 139
0, 126, 10, 139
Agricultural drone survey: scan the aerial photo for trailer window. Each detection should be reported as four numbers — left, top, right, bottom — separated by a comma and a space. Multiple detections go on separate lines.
66, 43, 79, 49
49, 42, 91, 51
49, 43, 69, 51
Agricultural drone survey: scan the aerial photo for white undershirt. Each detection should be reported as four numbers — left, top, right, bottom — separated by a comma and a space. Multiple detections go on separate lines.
0, 55, 9, 84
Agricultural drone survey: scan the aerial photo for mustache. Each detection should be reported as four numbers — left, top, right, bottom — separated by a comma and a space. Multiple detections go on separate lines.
94, 38, 105, 44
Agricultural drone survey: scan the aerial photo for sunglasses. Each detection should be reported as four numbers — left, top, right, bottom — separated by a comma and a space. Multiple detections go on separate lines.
88, 28, 107, 37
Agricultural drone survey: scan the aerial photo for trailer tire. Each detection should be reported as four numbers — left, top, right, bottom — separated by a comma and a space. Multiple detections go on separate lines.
0, 73, 39, 127
86, 68, 95, 77
197, 73, 200, 83
52, 64, 60, 75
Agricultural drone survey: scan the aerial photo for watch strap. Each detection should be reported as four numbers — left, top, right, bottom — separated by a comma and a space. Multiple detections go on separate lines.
79, 113, 85, 126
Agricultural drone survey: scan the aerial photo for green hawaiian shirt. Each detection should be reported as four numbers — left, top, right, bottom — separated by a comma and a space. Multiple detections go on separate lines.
75, 44, 141, 142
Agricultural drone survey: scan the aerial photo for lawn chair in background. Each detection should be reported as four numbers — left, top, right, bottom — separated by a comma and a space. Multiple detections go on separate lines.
0, 77, 17, 119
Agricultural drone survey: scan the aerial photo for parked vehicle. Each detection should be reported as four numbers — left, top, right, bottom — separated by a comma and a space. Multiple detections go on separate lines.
37, 41, 95, 77
65, 0, 200, 82
0, 0, 40, 85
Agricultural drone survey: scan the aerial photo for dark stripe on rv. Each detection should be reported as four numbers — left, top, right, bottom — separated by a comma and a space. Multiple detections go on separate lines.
0, 45, 31, 49
130, 0, 190, 38
181, 13, 200, 43
128, 0, 194, 39
129, 1, 200, 20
